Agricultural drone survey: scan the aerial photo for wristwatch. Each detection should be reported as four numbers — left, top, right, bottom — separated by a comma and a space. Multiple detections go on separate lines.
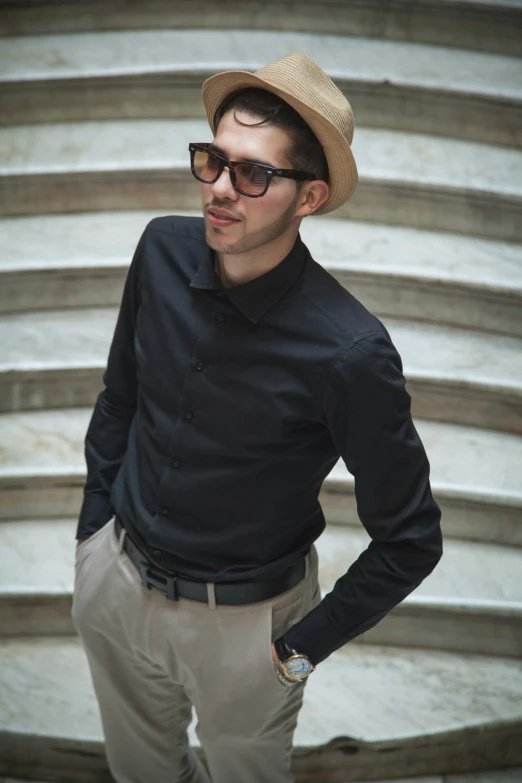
273, 637, 315, 684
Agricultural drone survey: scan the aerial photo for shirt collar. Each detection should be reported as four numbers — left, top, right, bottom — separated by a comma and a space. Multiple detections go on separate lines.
189, 232, 307, 324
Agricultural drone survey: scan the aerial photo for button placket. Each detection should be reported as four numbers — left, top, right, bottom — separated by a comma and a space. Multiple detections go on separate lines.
155, 316, 222, 531
158, 308, 226, 530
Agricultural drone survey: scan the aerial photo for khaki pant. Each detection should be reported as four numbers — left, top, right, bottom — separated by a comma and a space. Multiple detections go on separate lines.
71, 516, 321, 783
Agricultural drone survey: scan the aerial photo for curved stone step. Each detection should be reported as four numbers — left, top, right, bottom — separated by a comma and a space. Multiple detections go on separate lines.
302, 217, 522, 339
1, 636, 521, 782
2, 30, 521, 146
2, 211, 521, 339
326, 418, 522, 547
1, 517, 521, 656
316, 525, 522, 656
0, 408, 520, 547
319, 525, 522, 604
1, 119, 520, 241
1, 0, 520, 57
3, 773, 522, 783
2, 305, 521, 435
1, 519, 519, 604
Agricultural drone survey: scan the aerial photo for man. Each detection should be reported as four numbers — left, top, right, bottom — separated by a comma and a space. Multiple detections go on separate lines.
72, 51, 443, 783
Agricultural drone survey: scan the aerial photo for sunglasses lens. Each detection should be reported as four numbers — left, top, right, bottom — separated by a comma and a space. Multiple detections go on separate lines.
192, 149, 269, 195
193, 150, 221, 182
235, 163, 268, 195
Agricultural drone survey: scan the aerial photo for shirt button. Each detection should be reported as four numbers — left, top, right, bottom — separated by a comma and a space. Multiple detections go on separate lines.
216, 313, 225, 322
184, 411, 193, 420
160, 507, 170, 515
171, 459, 181, 468
195, 361, 204, 371
153, 549, 162, 557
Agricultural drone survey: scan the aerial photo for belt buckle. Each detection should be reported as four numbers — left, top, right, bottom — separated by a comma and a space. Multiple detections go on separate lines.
165, 573, 179, 601
139, 560, 179, 601
139, 561, 153, 590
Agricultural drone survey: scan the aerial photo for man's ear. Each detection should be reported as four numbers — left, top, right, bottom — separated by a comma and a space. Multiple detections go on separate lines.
296, 180, 329, 217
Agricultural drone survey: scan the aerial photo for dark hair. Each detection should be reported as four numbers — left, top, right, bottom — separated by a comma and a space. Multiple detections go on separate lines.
213, 87, 329, 185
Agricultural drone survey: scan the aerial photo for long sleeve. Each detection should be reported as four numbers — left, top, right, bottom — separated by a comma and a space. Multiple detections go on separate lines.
75, 228, 146, 540
282, 328, 443, 665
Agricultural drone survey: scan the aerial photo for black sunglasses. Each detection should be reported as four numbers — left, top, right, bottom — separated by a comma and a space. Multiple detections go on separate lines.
189, 142, 316, 198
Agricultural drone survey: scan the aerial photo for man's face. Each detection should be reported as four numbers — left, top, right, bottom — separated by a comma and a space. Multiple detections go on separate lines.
201, 109, 305, 257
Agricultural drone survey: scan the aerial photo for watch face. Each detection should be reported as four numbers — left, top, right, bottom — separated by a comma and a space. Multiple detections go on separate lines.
285, 655, 312, 681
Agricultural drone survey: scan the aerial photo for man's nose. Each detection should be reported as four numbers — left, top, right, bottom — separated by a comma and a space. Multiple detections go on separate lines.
211, 166, 238, 200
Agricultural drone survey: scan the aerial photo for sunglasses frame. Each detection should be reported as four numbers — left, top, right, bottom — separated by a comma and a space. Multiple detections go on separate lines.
189, 142, 316, 198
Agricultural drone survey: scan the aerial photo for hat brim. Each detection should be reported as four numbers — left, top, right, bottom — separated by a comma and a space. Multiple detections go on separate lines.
202, 70, 358, 216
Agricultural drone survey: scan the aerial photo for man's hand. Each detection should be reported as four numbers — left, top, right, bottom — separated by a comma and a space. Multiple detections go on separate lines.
271, 642, 282, 671
271, 643, 290, 677
271, 643, 296, 683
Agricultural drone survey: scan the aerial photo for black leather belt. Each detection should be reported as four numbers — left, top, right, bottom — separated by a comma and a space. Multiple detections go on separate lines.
114, 515, 306, 605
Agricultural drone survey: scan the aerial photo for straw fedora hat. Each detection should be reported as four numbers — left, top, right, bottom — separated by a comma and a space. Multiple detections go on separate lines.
201, 51, 358, 216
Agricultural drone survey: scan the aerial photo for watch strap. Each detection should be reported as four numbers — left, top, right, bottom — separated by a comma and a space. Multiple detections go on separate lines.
274, 636, 295, 665
273, 663, 296, 687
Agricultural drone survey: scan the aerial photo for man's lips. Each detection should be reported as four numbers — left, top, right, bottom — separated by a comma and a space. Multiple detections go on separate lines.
208, 209, 240, 227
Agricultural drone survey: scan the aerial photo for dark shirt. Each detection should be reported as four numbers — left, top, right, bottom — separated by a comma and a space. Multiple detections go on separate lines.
77, 214, 443, 666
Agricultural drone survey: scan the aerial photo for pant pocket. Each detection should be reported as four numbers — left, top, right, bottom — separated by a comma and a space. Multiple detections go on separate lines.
72, 517, 115, 629
75, 517, 114, 568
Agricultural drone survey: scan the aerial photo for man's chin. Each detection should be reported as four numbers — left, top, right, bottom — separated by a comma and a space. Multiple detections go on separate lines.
204, 226, 240, 255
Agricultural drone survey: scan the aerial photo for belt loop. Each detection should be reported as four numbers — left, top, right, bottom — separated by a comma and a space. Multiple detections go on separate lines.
304, 550, 310, 579
206, 582, 217, 610
117, 523, 127, 555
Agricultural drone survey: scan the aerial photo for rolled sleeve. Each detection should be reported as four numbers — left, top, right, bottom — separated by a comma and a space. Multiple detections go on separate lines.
282, 328, 443, 665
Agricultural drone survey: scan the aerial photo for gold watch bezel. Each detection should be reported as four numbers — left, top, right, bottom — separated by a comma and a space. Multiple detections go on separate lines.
282, 652, 315, 682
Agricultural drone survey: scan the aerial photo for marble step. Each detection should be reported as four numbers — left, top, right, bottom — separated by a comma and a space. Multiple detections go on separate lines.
3, 774, 522, 783
1, 0, 520, 57
1, 517, 521, 656
0, 407, 521, 548
3, 518, 520, 606
1, 636, 521, 782
317, 525, 522, 657
2, 30, 521, 147
2, 211, 521, 339
322, 418, 522, 548
1, 119, 521, 242
2, 304, 522, 436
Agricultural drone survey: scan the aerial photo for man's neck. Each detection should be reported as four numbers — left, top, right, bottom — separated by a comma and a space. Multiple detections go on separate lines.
215, 231, 298, 289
